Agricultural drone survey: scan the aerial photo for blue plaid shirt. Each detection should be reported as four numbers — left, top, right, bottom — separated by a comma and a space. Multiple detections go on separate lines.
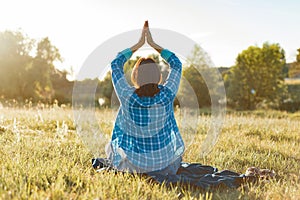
108, 48, 185, 172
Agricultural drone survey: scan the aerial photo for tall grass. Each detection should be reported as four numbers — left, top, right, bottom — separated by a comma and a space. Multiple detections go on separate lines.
0, 106, 299, 199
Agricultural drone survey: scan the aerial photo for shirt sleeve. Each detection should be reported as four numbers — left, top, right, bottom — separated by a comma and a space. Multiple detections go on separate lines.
111, 48, 135, 101
160, 49, 182, 97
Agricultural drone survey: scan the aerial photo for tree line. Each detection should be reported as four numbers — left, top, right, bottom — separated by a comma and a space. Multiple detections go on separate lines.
0, 30, 299, 111
0, 30, 73, 104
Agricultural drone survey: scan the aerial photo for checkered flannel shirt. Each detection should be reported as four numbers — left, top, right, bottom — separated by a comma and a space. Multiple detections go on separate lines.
109, 48, 185, 172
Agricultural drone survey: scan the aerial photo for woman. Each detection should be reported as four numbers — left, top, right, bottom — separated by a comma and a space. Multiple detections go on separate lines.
106, 21, 184, 174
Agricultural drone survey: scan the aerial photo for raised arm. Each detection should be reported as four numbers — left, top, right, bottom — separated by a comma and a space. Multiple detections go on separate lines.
130, 21, 147, 53
111, 24, 146, 100
111, 48, 133, 100
160, 49, 182, 96
144, 21, 163, 53
145, 21, 182, 96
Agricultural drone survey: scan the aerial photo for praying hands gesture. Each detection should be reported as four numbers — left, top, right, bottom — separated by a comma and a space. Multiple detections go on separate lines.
130, 20, 163, 53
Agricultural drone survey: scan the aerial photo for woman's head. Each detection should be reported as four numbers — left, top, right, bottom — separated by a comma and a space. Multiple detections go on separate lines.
131, 57, 162, 97
131, 57, 162, 88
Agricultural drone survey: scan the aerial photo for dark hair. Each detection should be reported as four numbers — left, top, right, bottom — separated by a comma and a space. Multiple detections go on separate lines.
131, 58, 162, 97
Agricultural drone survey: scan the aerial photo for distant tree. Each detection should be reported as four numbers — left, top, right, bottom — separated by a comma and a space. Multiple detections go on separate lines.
178, 45, 222, 108
30, 37, 62, 102
97, 72, 114, 106
0, 30, 34, 100
51, 70, 74, 104
0, 30, 64, 103
179, 66, 210, 107
225, 42, 286, 110
288, 48, 300, 78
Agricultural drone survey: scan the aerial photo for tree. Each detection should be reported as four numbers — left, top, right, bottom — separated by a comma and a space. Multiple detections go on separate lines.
178, 45, 222, 108
288, 48, 300, 78
51, 70, 74, 104
179, 66, 210, 107
97, 72, 114, 106
0, 30, 34, 100
26, 37, 62, 102
0, 31, 63, 103
297, 48, 300, 63
225, 42, 286, 110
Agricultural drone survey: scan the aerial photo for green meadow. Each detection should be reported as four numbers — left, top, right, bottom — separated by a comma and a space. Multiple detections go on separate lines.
0, 107, 299, 199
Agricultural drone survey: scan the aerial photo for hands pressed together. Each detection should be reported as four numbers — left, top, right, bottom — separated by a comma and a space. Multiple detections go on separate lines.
130, 20, 163, 53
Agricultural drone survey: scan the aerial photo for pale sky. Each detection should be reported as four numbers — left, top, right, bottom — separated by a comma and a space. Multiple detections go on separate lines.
1, 0, 300, 75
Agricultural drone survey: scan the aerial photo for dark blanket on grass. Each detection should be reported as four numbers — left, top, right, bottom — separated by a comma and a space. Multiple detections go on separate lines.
92, 158, 256, 190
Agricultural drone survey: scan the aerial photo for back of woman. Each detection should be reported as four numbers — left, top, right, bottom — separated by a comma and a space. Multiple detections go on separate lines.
106, 21, 185, 173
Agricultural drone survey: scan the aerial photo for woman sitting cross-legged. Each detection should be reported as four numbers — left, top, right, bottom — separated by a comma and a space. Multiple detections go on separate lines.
105, 21, 184, 174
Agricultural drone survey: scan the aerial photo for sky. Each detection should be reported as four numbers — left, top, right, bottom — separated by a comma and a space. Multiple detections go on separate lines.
1, 0, 300, 76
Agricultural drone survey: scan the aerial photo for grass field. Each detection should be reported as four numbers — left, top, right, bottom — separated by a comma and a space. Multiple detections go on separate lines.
285, 78, 300, 85
0, 107, 299, 199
